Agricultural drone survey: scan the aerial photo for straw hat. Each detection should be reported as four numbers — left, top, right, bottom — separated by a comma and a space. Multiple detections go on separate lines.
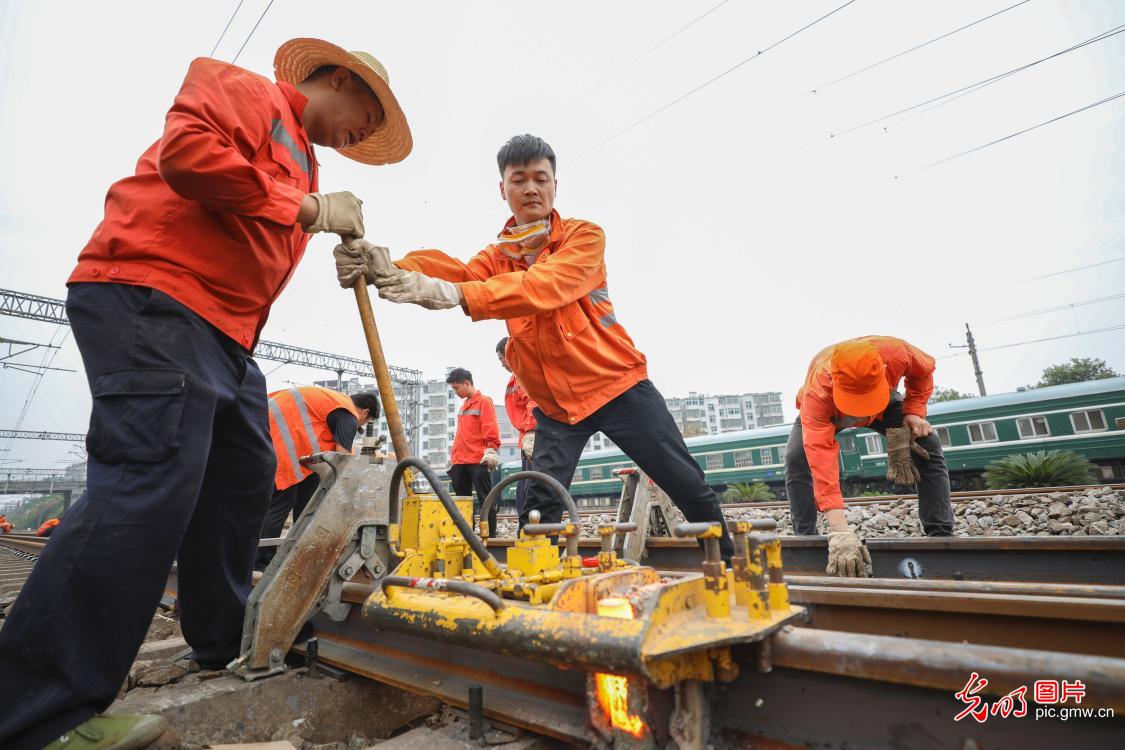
274, 38, 412, 165
829, 340, 890, 417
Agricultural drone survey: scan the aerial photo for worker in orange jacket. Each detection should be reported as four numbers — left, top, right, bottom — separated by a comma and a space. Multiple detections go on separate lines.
336, 135, 733, 558
256, 386, 380, 570
0, 515, 12, 534
498, 336, 537, 517
786, 336, 955, 577
36, 518, 60, 538
445, 368, 502, 534
0, 39, 412, 750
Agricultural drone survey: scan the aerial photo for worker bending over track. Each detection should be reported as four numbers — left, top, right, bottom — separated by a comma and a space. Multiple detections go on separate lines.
445, 367, 502, 535
256, 386, 380, 570
0, 38, 411, 750
498, 336, 538, 517
335, 134, 733, 559
786, 336, 955, 577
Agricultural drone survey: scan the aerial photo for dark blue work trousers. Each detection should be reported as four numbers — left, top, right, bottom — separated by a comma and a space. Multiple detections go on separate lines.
522, 380, 734, 559
0, 283, 276, 750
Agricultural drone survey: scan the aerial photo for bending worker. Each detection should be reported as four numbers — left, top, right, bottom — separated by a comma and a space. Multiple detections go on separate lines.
498, 336, 537, 517
256, 386, 380, 570
336, 134, 733, 558
786, 336, 955, 577
0, 38, 411, 750
445, 368, 502, 535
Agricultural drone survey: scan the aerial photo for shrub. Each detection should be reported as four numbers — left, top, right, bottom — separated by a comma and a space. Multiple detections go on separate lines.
983, 450, 1095, 489
722, 482, 776, 502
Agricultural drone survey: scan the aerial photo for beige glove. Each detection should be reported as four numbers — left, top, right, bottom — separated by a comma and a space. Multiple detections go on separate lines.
885, 427, 928, 486
826, 526, 872, 577
521, 431, 535, 460
482, 447, 500, 471
333, 240, 394, 288
376, 271, 461, 310
307, 191, 365, 237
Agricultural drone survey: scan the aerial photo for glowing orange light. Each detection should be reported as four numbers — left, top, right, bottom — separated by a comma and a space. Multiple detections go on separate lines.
595, 597, 646, 739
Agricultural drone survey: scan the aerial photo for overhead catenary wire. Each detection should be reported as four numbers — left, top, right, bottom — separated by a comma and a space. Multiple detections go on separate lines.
980, 293, 1125, 325
1004, 256, 1125, 286
563, 0, 859, 167
799, 0, 1032, 97
796, 23, 1125, 151
208, 0, 246, 58
587, 0, 732, 92
977, 323, 1125, 352
895, 88, 1125, 179
231, 0, 276, 65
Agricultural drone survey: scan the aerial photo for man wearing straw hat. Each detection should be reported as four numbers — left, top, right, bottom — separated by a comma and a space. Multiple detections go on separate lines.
336, 134, 734, 561
0, 39, 410, 750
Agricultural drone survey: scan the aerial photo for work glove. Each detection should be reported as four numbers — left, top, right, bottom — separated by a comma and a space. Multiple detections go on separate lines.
482, 447, 500, 471
306, 191, 365, 238
826, 526, 873, 578
521, 431, 535, 460
885, 427, 929, 486
375, 270, 462, 310
333, 239, 394, 288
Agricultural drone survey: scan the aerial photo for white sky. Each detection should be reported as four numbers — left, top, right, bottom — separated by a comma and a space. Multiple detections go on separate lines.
2, 0, 1124, 475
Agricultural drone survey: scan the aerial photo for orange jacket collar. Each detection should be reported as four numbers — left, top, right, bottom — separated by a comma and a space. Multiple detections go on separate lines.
498, 209, 564, 263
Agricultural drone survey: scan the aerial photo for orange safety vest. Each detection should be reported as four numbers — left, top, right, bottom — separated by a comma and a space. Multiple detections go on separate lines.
268, 386, 360, 491
37, 518, 60, 537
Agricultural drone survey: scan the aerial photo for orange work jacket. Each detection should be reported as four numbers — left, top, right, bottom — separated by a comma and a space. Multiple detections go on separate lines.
451, 391, 501, 465
37, 518, 60, 537
68, 57, 317, 350
796, 336, 936, 511
268, 386, 360, 490
396, 210, 648, 424
504, 374, 537, 444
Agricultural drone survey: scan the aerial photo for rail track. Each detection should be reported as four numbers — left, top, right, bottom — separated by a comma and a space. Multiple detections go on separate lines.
494, 483, 1125, 519
5, 496, 1125, 747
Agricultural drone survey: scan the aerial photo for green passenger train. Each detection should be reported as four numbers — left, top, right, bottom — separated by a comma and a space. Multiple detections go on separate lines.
498, 377, 1125, 506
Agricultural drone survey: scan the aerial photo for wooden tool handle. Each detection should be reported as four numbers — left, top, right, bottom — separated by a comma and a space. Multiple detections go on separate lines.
352, 280, 410, 461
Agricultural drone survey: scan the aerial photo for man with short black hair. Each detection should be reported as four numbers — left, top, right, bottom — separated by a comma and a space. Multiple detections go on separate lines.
336, 134, 733, 559
256, 387, 380, 570
0, 39, 411, 750
446, 368, 501, 534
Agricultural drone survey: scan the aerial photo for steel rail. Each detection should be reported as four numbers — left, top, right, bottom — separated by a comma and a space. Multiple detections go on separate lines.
494, 483, 1125, 518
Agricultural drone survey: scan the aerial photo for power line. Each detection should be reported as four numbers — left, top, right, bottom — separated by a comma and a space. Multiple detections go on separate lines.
895, 88, 1125, 179
564, 0, 859, 166
588, 1, 732, 91
797, 23, 1125, 150
209, 0, 246, 58
978, 323, 1125, 352
231, 0, 276, 65
800, 0, 1031, 97
981, 292, 1125, 325
1004, 256, 1125, 286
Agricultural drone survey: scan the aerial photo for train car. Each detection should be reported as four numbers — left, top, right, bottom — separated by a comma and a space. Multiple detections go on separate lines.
498, 377, 1125, 505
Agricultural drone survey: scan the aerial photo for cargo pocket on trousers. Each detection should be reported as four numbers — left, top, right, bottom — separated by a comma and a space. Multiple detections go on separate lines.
87, 369, 188, 463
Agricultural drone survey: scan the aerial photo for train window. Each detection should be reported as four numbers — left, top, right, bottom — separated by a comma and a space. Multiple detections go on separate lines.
759, 448, 773, 464
589, 466, 603, 480
934, 426, 952, 447
864, 434, 884, 453
734, 450, 753, 467
1070, 410, 1107, 433
706, 454, 724, 470
573, 470, 583, 483
968, 422, 998, 443
1117, 417, 1125, 430
1016, 416, 1050, 439
838, 435, 856, 453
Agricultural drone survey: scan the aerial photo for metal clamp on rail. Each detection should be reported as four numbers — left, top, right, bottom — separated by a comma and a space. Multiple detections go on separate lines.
597, 522, 638, 571
675, 522, 730, 618
380, 575, 506, 612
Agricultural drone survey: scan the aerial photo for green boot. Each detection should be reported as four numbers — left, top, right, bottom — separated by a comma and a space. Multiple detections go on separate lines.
42, 714, 166, 750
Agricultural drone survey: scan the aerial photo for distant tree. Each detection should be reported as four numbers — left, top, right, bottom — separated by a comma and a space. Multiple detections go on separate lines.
722, 482, 776, 502
929, 386, 975, 404
1037, 358, 1120, 388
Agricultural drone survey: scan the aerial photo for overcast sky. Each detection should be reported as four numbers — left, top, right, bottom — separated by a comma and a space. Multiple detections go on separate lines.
2, 0, 1123, 477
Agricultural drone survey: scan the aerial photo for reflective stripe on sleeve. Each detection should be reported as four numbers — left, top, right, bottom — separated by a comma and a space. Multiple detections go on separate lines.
599, 312, 618, 328
271, 120, 310, 175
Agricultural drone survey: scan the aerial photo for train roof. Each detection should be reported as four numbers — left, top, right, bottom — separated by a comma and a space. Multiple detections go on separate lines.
500, 377, 1125, 468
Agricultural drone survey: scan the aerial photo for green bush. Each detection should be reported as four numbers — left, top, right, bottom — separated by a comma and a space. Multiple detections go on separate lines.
983, 450, 1094, 489
722, 482, 776, 502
